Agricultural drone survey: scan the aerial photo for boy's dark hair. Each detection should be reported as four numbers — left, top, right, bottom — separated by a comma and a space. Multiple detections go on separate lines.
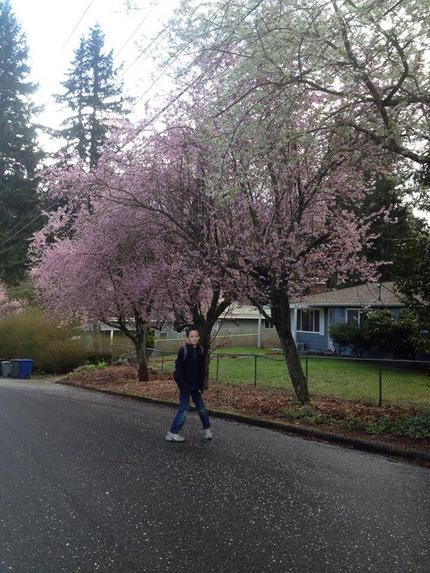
185, 326, 199, 337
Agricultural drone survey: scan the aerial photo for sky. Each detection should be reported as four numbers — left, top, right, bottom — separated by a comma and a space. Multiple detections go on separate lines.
11, 0, 181, 151
8, 0, 430, 223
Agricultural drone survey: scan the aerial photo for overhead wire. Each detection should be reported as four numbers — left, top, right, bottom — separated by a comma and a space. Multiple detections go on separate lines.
61, 0, 96, 50
2, 2, 266, 253
0, 197, 64, 254
128, 0, 265, 118
114, 2, 161, 59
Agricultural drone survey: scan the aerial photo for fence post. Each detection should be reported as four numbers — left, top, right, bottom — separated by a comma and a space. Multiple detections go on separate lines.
254, 355, 257, 387
216, 354, 220, 383
305, 353, 309, 383
161, 353, 164, 374
378, 362, 383, 407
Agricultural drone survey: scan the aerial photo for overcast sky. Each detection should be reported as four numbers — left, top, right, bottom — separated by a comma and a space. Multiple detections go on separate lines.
8, 1, 430, 223
11, 0, 181, 150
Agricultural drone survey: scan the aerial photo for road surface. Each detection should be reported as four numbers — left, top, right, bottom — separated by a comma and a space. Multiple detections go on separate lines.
0, 378, 428, 572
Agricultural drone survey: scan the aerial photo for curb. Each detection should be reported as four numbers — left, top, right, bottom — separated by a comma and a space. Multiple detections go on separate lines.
57, 381, 430, 466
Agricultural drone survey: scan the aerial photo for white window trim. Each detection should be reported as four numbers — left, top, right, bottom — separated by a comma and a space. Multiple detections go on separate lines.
297, 308, 324, 335
345, 308, 364, 326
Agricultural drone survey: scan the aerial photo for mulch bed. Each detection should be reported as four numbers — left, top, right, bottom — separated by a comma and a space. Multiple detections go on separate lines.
60, 365, 430, 457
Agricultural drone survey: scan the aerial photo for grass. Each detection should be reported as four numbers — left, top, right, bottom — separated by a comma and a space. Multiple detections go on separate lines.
149, 346, 430, 409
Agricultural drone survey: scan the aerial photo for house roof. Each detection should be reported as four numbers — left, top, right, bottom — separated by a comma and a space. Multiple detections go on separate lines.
219, 303, 263, 320
81, 321, 121, 332
291, 281, 403, 307
220, 282, 403, 320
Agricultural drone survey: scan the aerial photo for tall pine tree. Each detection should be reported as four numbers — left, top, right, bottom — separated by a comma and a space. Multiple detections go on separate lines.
57, 24, 128, 169
0, 1, 41, 284
326, 175, 424, 289
359, 177, 424, 282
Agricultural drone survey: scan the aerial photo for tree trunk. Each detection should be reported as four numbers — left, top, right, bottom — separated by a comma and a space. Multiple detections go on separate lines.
201, 325, 212, 390
271, 288, 310, 405
114, 310, 150, 382
190, 290, 231, 390
135, 340, 149, 382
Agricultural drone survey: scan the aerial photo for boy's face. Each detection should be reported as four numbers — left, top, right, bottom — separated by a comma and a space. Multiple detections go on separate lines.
187, 330, 200, 346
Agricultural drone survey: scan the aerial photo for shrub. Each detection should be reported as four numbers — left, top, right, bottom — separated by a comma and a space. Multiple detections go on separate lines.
366, 309, 419, 359
329, 323, 373, 357
78, 361, 109, 372
341, 413, 430, 439
0, 308, 103, 374
36, 339, 91, 374
282, 405, 336, 426
330, 309, 430, 359
366, 415, 391, 435
84, 333, 113, 363
389, 414, 430, 439
341, 416, 367, 432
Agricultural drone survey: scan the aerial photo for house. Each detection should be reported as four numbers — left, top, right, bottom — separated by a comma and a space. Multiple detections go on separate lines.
214, 282, 404, 354
152, 305, 279, 350
151, 282, 405, 354
290, 281, 404, 354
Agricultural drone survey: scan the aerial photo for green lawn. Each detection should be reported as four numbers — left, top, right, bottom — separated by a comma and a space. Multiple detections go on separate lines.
149, 347, 430, 409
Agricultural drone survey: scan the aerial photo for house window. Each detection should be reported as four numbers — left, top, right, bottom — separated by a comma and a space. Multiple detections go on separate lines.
159, 332, 168, 339
297, 309, 320, 333
346, 309, 365, 326
265, 319, 274, 329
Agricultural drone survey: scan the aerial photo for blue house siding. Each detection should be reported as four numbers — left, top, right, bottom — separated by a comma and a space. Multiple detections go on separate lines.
296, 305, 404, 355
296, 307, 329, 352
296, 331, 328, 351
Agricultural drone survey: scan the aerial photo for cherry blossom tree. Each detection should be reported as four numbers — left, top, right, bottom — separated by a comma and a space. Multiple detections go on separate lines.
32, 199, 165, 381
137, 0, 401, 402
32, 129, 236, 386
205, 125, 388, 404
171, 0, 430, 168
49, 114, 389, 403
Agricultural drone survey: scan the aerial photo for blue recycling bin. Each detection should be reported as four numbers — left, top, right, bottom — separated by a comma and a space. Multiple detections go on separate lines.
10, 359, 33, 379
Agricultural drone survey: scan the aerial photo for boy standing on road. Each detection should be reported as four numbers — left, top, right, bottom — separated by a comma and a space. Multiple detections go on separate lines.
165, 327, 213, 442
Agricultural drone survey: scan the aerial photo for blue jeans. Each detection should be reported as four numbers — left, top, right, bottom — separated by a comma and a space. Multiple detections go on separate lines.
170, 389, 211, 434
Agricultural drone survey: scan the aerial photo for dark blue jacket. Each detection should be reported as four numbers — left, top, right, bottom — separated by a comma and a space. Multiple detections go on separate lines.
174, 343, 204, 392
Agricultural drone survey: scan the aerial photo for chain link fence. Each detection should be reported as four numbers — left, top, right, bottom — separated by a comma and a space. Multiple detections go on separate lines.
146, 348, 430, 410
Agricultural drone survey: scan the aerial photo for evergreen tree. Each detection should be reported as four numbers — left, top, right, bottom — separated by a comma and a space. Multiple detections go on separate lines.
328, 176, 423, 288
359, 177, 424, 282
0, 0, 41, 284
57, 24, 128, 169
394, 225, 430, 325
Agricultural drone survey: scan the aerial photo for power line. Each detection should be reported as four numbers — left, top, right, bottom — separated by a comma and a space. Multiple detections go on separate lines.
121, 2, 204, 76
0, 197, 64, 253
123, 24, 170, 74
129, 0, 265, 118
6, 0, 265, 257
131, 36, 198, 108
0, 208, 40, 239
114, 4, 159, 58
129, 2, 229, 112
61, 0, 96, 50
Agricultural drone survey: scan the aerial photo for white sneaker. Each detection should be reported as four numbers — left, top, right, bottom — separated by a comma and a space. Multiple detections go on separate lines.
165, 432, 185, 442
204, 429, 213, 440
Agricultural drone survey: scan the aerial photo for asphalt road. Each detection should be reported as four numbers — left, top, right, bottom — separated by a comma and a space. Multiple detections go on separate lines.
0, 378, 428, 573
